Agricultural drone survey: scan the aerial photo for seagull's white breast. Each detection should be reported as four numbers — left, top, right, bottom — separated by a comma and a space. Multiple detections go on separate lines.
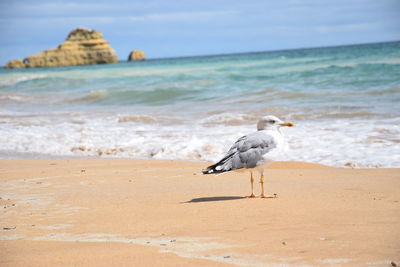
260, 129, 286, 162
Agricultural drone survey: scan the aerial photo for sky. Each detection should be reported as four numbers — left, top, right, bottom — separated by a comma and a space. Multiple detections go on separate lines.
0, 0, 399, 65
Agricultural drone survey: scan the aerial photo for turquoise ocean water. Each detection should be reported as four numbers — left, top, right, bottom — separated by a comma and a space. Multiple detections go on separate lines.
1, 41, 399, 167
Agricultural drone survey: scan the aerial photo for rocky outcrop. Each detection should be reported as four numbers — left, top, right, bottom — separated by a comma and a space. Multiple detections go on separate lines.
128, 50, 146, 61
4, 27, 118, 69
4, 59, 25, 69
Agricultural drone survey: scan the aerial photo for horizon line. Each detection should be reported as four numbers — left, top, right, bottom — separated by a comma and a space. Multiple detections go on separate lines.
3, 39, 399, 67
141, 39, 400, 61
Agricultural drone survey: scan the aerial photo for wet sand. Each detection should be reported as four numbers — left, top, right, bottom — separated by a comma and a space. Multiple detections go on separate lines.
0, 159, 399, 266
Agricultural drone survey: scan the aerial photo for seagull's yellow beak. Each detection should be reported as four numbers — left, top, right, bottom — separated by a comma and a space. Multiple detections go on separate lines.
281, 122, 295, 127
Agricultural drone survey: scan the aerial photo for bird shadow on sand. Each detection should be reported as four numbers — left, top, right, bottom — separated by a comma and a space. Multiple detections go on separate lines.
182, 196, 246, 203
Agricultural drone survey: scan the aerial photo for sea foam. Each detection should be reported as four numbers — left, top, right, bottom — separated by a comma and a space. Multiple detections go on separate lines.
0, 111, 399, 167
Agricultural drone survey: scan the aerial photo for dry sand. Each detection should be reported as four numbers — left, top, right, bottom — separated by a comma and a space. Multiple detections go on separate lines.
0, 159, 399, 266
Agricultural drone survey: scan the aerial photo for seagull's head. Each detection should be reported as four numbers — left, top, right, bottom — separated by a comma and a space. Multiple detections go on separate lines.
257, 115, 295, 131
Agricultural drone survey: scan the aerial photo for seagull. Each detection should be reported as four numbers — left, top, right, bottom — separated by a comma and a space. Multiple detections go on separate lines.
202, 115, 294, 198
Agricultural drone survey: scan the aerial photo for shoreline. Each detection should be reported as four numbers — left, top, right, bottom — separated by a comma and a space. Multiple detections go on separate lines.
0, 154, 393, 169
1, 159, 399, 266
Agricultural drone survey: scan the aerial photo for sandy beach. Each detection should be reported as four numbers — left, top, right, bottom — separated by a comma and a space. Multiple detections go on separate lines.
0, 159, 399, 266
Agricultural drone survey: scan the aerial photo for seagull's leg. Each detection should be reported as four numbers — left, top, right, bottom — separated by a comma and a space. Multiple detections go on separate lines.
260, 171, 266, 198
248, 171, 256, 198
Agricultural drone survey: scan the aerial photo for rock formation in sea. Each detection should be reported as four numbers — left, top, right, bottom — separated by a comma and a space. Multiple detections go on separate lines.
4, 27, 118, 69
4, 59, 25, 69
128, 50, 146, 61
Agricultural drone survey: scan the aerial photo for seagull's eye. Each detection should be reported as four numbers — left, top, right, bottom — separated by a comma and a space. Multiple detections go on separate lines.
270, 120, 276, 124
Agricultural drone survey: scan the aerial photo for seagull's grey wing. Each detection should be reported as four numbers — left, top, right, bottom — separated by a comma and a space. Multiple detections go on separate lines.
203, 131, 277, 174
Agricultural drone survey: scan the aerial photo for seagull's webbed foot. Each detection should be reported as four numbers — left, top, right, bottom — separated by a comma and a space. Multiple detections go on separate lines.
260, 193, 278, 199
247, 194, 256, 198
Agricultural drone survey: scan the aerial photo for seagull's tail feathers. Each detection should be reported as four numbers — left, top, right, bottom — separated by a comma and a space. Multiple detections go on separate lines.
201, 153, 236, 175
202, 163, 230, 175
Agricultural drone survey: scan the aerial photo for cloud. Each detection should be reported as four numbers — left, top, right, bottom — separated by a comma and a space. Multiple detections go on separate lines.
127, 10, 238, 23
315, 23, 380, 33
